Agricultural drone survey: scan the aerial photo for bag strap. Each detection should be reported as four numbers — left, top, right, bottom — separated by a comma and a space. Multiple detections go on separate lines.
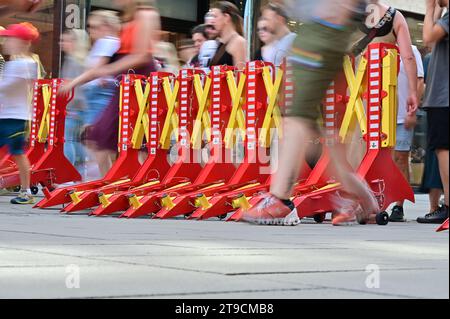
209, 42, 228, 67
352, 7, 396, 56
209, 33, 238, 67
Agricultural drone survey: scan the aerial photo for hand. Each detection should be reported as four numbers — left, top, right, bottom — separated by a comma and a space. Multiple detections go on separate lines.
58, 80, 74, 96
407, 93, 419, 114
404, 112, 417, 130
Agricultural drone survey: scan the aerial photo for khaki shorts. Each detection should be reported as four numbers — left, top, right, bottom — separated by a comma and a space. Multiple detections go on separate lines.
287, 22, 354, 121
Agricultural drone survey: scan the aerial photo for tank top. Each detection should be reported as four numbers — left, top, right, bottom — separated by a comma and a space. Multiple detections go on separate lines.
116, 9, 156, 55
117, 21, 137, 55
209, 42, 234, 66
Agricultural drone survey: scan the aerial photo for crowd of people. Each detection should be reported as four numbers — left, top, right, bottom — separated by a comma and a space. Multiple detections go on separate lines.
0, 0, 448, 227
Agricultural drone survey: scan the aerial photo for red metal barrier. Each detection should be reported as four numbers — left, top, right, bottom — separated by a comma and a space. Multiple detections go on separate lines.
97, 65, 244, 218
0, 79, 81, 191
35, 75, 146, 209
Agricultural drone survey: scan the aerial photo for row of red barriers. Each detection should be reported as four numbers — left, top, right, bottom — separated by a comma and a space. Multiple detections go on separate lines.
27, 43, 444, 230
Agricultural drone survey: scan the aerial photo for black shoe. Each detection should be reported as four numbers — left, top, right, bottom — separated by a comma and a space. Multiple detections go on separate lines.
389, 205, 405, 222
417, 205, 449, 224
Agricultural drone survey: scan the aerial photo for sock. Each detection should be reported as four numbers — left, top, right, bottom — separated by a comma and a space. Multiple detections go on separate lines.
281, 199, 295, 211
20, 189, 31, 196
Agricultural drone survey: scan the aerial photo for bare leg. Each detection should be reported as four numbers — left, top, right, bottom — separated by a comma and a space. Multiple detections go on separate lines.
270, 117, 315, 200
270, 116, 378, 216
436, 149, 449, 206
95, 150, 114, 177
327, 145, 379, 215
12, 155, 30, 191
394, 151, 410, 207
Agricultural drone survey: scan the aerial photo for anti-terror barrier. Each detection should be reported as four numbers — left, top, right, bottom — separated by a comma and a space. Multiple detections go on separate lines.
0, 79, 81, 192
32, 43, 415, 226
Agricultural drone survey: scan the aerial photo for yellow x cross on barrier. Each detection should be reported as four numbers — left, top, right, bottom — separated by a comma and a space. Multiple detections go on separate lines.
37, 84, 52, 143
224, 71, 246, 149
339, 56, 368, 143
191, 74, 212, 150
259, 66, 284, 148
160, 76, 180, 150
131, 79, 151, 149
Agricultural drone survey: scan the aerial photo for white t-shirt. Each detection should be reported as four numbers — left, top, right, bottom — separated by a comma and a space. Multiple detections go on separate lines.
199, 40, 219, 68
397, 45, 424, 124
85, 36, 120, 86
0, 58, 37, 121
272, 32, 297, 66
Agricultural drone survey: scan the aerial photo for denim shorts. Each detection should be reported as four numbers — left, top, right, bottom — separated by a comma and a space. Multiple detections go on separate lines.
0, 119, 28, 156
395, 124, 414, 152
83, 83, 115, 125
288, 22, 354, 121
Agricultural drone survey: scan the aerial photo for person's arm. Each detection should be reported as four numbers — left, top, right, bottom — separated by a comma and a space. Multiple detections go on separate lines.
423, 0, 447, 46
417, 77, 425, 101
394, 12, 418, 113
415, 48, 425, 102
229, 36, 247, 70
61, 10, 160, 91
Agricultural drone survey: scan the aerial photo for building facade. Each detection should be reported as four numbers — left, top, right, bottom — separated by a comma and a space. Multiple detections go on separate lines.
1, 0, 428, 77
0, 0, 210, 77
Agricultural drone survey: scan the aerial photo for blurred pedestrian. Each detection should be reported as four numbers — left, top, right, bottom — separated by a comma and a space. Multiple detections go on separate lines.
260, 2, 297, 66
178, 38, 197, 68
154, 40, 180, 74
240, 0, 380, 226
199, 11, 220, 68
11, 23, 46, 79
0, 26, 5, 78
60, 29, 90, 173
0, 23, 38, 204
417, 0, 449, 224
389, 45, 425, 222
78, 10, 121, 180
60, 0, 160, 177
254, 19, 276, 62
208, 1, 247, 69
190, 24, 208, 68
83, 10, 121, 126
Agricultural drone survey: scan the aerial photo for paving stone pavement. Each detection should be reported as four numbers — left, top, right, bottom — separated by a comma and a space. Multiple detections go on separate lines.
0, 192, 448, 299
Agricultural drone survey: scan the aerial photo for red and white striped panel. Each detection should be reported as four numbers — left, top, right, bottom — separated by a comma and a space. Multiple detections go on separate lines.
49, 79, 58, 146
211, 66, 222, 146
120, 75, 131, 151
149, 74, 160, 155
179, 70, 190, 147
30, 82, 40, 147
246, 62, 257, 153
367, 46, 382, 150
324, 81, 336, 144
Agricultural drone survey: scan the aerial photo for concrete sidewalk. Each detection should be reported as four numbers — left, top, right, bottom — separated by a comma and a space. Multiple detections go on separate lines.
0, 193, 448, 299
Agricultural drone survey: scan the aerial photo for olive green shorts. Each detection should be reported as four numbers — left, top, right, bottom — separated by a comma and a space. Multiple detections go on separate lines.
287, 22, 354, 121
